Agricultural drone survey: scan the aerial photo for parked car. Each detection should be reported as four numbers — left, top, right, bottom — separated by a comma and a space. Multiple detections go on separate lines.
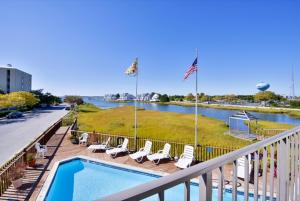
65, 106, 71, 111
6, 111, 23, 119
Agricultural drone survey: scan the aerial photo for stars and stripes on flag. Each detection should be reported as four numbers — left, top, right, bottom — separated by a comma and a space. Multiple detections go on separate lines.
183, 58, 198, 80
125, 58, 138, 76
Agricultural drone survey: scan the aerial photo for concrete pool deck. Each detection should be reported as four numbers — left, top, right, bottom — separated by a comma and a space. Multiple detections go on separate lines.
28, 129, 277, 200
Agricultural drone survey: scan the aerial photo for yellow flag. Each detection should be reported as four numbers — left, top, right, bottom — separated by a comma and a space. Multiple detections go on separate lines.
125, 58, 138, 76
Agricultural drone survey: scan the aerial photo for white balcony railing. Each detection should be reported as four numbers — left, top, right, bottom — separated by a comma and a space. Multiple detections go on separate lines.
97, 126, 300, 201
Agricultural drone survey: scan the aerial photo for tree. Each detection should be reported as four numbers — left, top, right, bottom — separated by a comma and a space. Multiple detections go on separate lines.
64, 95, 84, 105
169, 95, 184, 101
290, 100, 300, 108
224, 94, 238, 103
185, 93, 195, 101
254, 91, 278, 102
16, 92, 39, 108
31, 89, 62, 106
200, 95, 210, 102
0, 92, 39, 109
212, 96, 224, 102
159, 94, 170, 102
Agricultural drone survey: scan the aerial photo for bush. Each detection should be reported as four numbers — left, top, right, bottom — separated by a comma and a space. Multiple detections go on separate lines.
64, 96, 84, 105
31, 89, 62, 106
62, 111, 76, 126
0, 92, 39, 109
290, 100, 300, 108
159, 94, 170, 102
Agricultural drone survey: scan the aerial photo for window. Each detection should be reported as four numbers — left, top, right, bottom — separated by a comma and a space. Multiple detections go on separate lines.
6, 70, 10, 93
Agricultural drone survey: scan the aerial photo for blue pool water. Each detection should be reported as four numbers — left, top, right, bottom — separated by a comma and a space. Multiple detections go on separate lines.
45, 159, 267, 201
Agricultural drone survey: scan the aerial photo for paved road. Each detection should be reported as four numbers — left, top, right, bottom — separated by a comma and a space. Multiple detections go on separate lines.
0, 105, 69, 166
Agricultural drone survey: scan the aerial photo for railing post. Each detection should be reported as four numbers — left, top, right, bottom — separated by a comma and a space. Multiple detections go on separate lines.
158, 191, 164, 201
290, 135, 295, 200
244, 155, 249, 201
184, 180, 190, 201
232, 160, 237, 201
199, 172, 212, 201
254, 150, 259, 201
217, 166, 224, 201
262, 147, 268, 201
279, 138, 288, 201
295, 133, 299, 198
286, 137, 290, 201
277, 141, 280, 199
270, 143, 275, 201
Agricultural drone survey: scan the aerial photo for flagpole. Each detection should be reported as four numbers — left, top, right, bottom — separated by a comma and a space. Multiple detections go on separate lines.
134, 58, 138, 151
195, 49, 198, 148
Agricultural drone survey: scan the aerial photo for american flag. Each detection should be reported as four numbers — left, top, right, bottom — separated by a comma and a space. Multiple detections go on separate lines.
183, 58, 198, 80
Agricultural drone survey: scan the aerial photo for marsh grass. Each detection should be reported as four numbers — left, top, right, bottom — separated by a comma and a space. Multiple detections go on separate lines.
77, 104, 295, 148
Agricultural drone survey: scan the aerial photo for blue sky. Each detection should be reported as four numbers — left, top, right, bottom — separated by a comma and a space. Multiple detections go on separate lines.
0, 0, 299, 96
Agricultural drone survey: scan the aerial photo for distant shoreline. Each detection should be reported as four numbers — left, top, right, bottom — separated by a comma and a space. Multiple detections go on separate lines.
103, 99, 300, 118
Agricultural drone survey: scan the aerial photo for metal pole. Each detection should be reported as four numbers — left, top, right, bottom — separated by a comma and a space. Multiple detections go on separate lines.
195, 49, 198, 148
292, 66, 295, 99
134, 58, 138, 151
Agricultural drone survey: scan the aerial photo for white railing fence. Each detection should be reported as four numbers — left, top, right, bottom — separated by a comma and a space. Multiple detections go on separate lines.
97, 126, 300, 201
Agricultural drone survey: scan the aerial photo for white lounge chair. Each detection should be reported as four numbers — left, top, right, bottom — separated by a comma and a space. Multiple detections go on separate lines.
147, 143, 171, 165
87, 137, 111, 152
35, 143, 48, 158
237, 155, 252, 180
106, 138, 129, 158
175, 145, 194, 169
79, 133, 89, 146
129, 141, 152, 162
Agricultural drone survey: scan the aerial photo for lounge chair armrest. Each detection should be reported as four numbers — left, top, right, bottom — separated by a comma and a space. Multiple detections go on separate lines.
117, 145, 122, 148
157, 150, 163, 153
41, 145, 47, 151
139, 148, 144, 152
179, 154, 184, 159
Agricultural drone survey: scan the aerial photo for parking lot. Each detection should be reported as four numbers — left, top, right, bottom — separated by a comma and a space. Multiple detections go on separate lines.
0, 105, 69, 166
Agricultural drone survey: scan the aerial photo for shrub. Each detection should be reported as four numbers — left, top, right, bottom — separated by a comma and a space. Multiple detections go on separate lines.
0, 92, 39, 109
290, 100, 300, 108
62, 111, 76, 126
159, 94, 170, 102
64, 96, 84, 105
31, 89, 62, 106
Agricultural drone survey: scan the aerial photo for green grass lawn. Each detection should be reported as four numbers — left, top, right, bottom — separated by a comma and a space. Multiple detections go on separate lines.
77, 104, 295, 148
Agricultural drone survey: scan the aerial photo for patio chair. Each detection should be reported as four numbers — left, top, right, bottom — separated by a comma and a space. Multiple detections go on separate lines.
35, 142, 48, 158
106, 138, 129, 158
147, 143, 171, 165
87, 137, 111, 152
237, 155, 252, 180
175, 145, 194, 169
79, 133, 89, 146
129, 140, 152, 163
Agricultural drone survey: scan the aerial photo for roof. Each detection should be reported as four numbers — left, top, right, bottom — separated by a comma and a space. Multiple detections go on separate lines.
0, 66, 31, 76
230, 111, 258, 121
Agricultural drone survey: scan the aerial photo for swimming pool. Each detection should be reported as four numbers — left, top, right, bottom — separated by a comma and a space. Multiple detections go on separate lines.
39, 156, 269, 201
